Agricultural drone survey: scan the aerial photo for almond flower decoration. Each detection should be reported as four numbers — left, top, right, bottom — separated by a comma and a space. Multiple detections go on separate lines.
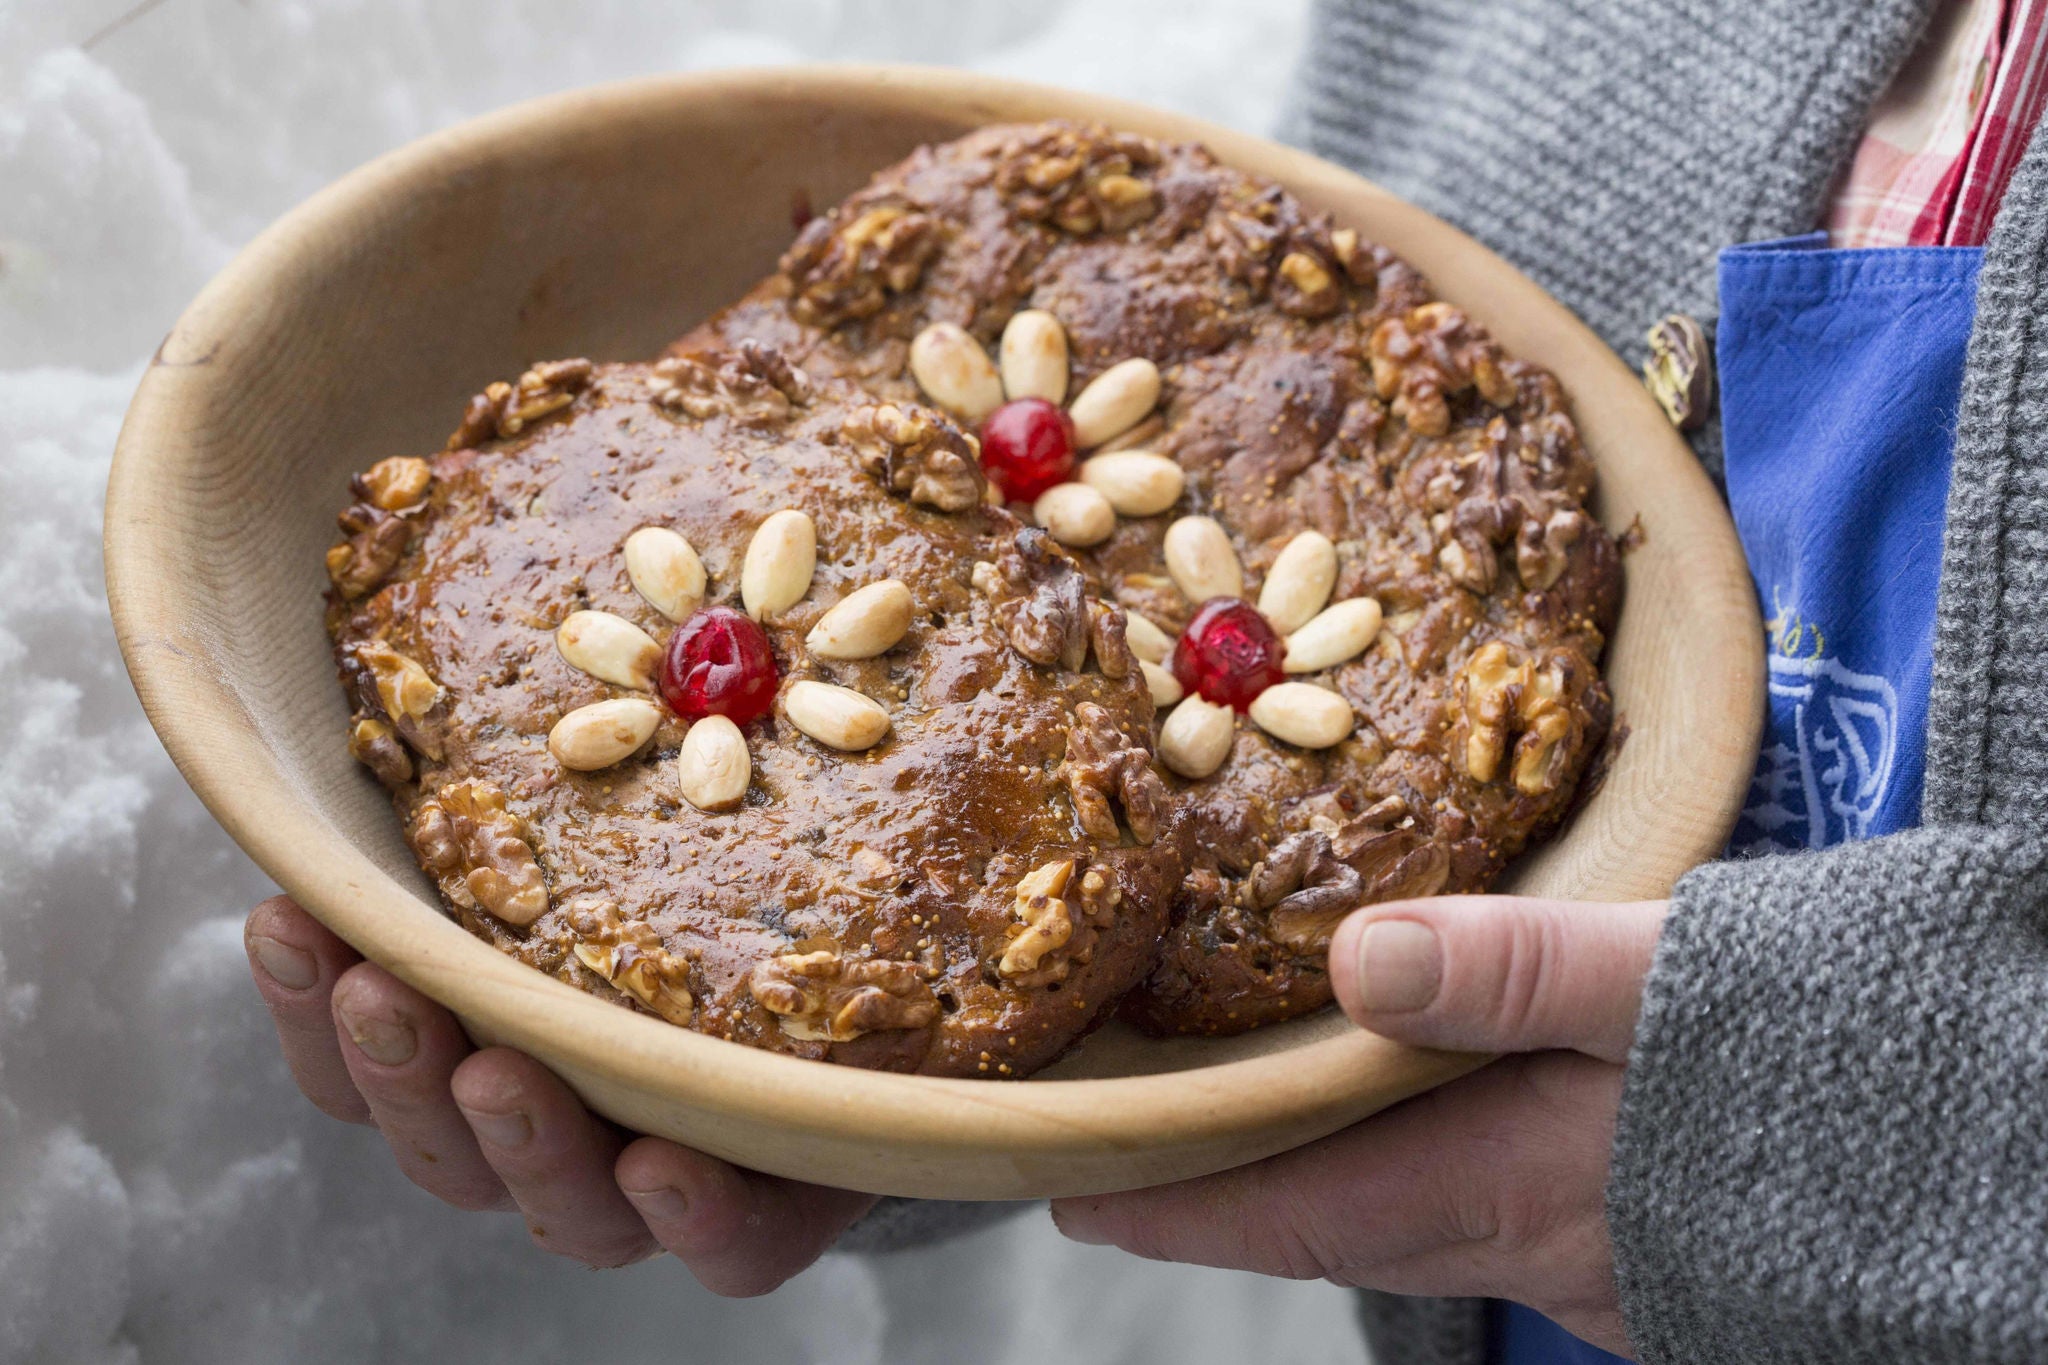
907, 310, 1186, 547
1138, 517, 1385, 780
547, 507, 914, 811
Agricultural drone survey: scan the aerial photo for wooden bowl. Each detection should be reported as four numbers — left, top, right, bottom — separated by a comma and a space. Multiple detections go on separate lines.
106, 65, 1763, 1201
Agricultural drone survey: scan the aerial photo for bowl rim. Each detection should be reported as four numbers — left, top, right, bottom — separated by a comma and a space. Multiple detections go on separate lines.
105, 63, 1761, 1176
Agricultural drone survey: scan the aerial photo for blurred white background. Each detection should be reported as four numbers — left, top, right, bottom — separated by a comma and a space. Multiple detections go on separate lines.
0, 2, 1380, 1362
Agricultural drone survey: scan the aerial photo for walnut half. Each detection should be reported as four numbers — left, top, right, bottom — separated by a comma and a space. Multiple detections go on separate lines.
566, 900, 694, 1027
1451, 640, 1594, 795
408, 780, 549, 927
841, 401, 986, 512
779, 201, 939, 328
1057, 702, 1165, 846
1369, 303, 1516, 438
750, 947, 938, 1042
446, 358, 594, 449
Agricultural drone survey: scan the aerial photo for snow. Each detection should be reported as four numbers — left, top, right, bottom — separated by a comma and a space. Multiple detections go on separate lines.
0, 2, 1373, 1361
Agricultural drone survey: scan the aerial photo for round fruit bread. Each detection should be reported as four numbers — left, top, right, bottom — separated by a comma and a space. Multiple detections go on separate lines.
323, 343, 1176, 1076
683, 121, 1623, 1035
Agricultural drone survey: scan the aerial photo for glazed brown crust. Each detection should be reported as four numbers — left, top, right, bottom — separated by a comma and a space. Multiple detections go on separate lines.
325, 350, 1174, 1078
684, 121, 1622, 1036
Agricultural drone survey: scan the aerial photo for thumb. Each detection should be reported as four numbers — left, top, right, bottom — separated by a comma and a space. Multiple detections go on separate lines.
1328, 896, 1666, 1063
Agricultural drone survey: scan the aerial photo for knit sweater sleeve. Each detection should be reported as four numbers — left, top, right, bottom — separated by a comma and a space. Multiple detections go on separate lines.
1609, 830, 2048, 1363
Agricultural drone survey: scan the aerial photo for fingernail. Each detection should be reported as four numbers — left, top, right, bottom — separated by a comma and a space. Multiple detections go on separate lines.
336, 1003, 417, 1067
250, 935, 318, 991
621, 1183, 689, 1224
1355, 920, 1442, 1013
460, 1104, 533, 1149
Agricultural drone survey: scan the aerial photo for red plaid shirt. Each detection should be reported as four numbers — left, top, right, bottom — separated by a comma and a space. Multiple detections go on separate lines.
1828, 0, 2048, 247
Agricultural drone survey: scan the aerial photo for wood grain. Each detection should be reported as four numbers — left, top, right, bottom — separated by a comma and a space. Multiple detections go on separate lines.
104, 65, 1764, 1200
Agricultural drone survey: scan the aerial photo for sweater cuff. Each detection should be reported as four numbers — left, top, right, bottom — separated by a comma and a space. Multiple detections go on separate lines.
1607, 826, 2048, 1364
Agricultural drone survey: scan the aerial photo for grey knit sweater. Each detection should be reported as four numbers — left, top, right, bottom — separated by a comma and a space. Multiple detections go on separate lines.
1295, 1, 2048, 1362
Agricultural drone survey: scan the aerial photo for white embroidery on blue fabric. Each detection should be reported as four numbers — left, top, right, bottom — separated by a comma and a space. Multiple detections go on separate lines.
1735, 652, 1900, 854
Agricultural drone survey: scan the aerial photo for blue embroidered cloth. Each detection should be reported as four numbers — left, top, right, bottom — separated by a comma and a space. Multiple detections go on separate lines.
1495, 233, 1982, 1363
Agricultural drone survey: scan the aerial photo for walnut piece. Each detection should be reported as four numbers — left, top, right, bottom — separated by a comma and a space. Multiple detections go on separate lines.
338, 638, 445, 760
324, 501, 414, 600
652, 340, 812, 426
993, 125, 1162, 235
408, 780, 548, 927
347, 715, 413, 786
1516, 508, 1589, 592
352, 456, 432, 512
779, 201, 939, 328
565, 899, 694, 1026
993, 528, 1091, 670
446, 358, 594, 449
1057, 702, 1165, 846
998, 859, 1079, 978
841, 401, 987, 512
749, 947, 938, 1042
1451, 640, 1594, 795
1251, 824, 1453, 954
1369, 303, 1516, 438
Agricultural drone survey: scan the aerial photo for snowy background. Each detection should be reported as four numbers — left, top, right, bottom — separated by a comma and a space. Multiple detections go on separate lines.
0, 2, 1382, 1362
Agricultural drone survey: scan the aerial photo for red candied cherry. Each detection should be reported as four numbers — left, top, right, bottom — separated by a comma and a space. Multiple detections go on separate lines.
660, 606, 779, 723
1172, 598, 1285, 711
979, 397, 1076, 502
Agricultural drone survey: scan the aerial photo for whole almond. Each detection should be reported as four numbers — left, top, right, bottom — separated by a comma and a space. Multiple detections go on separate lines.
1257, 531, 1338, 633
1140, 659, 1184, 706
1079, 451, 1185, 517
806, 579, 914, 659
556, 610, 662, 690
999, 309, 1070, 404
1033, 482, 1117, 547
909, 322, 1005, 421
1124, 610, 1174, 664
623, 526, 707, 622
1067, 358, 1162, 449
784, 680, 892, 752
1249, 683, 1356, 749
1158, 693, 1235, 778
1284, 596, 1383, 673
741, 509, 817, 620
677, 714, 751, 811
1163, 515, 1244, 604
548, 697, 663, 770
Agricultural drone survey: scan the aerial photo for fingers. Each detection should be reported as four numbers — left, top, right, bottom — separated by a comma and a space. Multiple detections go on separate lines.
1329, 896, 1667, 1062
616, 1138, 876, 1296
1052, 1053, 1629, 1352
447, 1049, 657, 1268
330, 962, 512, 1212
244, 895, 372, 1125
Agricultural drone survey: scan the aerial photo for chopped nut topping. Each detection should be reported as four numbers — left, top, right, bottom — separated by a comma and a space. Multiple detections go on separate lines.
566, 899, 695, 1026
1368, 303, 1516, 438
408, 780, 548, 927
446, 358, 593, 448
1274, 249, 1343, 318
347, 715, 413, 786
1058, 702, 1165, 846
841, 401, 988, 513
779, 200, 939, 328
339, 638, 445, 760
353, 456, 432, 512
325, 501, 414, 599
750, 947, 938, 1042
652, 341, 812, 426
998, 859, 1077, 978
994, 126, 1162, 235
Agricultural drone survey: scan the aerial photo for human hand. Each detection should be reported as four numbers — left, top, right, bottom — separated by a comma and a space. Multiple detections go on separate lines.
1052, 896, 1667, 1357
242, 895, 875, 1290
